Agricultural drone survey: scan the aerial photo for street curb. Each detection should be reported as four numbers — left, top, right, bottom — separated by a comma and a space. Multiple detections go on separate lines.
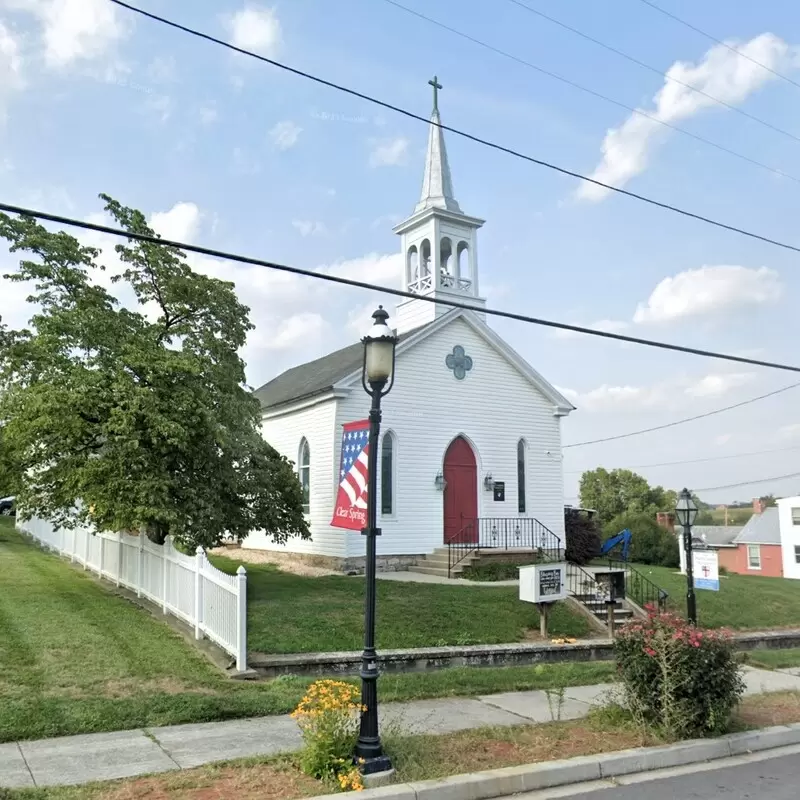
307, 723, 800, 799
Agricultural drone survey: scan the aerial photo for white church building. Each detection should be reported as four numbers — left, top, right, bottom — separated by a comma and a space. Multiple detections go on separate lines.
246, 82, 575, 571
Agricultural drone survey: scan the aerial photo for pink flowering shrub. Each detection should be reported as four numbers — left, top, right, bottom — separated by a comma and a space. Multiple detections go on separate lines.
614, 608, 744, 740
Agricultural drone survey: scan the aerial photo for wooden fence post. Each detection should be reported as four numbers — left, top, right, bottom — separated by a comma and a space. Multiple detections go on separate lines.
84, 528, 90, 570
116, 533, 122, 587
98, 536, 104, 578
194, 547, 204, 641
236, 565, 247, 672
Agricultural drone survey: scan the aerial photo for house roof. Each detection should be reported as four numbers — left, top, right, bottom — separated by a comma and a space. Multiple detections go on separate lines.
253, 325, 430, 411
732, 507, 781, 545
693, 525, 743, 547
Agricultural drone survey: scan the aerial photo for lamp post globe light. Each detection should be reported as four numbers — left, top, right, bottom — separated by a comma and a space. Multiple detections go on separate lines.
675, 487, 698, 626
355, 306, 398, 776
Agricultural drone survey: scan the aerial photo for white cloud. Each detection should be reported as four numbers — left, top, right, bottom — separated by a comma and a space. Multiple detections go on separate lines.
9, 0, 129, 69
684, 372, 755, 398
576, 33, 795, 201
0, 21, 22, 123
563, 370, 757, 413
259, 312, 326, 352
225, 5, 281, 57
778, 423, 800, 441
199, 105, 218, 125
149, 202, 201, 243
291, 219, 327, 238
714, 433, 733, 446
633, 265, 782, 324
369, 137, 409, 167
370, 213, 402, 230
550, 318, 629, 340
269, 119, 301, 150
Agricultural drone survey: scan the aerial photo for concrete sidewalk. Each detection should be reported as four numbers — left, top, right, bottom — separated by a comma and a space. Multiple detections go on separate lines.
2, 666, 799, 790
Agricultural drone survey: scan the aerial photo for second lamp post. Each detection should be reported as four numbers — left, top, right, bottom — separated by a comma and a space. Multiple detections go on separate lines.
354, 306, 397, 776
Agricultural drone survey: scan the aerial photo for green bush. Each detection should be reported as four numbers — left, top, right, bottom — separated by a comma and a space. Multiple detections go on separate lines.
615, 610, 744, 740
603, 512, 678, 567
564, 508, 602, 566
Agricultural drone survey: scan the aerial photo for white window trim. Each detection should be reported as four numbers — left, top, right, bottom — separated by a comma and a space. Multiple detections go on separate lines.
298, 437, 311, 514
380, 430, 397, 520
747, 544, 762, 570
517, 438, 527, 516
792, 507, 800, 525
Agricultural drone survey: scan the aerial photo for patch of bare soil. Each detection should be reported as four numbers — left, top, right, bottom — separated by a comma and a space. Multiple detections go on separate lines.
208, 547, 339, 577
89, 762, 322, 800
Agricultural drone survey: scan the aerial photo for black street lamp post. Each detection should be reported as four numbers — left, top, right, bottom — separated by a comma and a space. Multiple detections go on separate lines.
675, 487, 698, 626
355, 306, 397, 776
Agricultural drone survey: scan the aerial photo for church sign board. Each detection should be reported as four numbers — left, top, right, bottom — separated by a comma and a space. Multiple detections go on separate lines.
519, 563, 567, 604
331, 420, 371, 531
693, 550, 720, 592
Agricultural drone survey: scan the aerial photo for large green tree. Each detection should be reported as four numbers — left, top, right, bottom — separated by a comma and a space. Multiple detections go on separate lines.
579, 467, 677, 526
0, 196, 310, 549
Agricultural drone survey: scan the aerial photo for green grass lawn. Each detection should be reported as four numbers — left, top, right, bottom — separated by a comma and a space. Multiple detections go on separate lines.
746, 648, 800, 669
0, 519, 609, 742
624, 563, 800, 630
207, 554, 592, 654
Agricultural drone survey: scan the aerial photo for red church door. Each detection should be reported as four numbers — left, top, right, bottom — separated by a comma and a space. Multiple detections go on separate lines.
443, 436, 478, 544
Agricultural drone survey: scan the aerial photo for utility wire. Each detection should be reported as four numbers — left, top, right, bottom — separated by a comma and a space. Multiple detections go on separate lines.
695, 471, 800, 493
4, 200, 800, 377
107, 0, 800, 257
382, 0, 799, 184
636, 0, 800, 93
506, 0, 800, 145
564, 444, 800, 473
563, 381, 800, 448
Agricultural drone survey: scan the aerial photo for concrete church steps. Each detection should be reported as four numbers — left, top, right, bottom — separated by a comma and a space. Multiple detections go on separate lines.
411, 547, 477, 578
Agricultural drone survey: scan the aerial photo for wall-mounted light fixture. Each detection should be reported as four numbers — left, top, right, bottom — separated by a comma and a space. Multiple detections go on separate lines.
483, 473, 495, 491
434, 471, 446, 491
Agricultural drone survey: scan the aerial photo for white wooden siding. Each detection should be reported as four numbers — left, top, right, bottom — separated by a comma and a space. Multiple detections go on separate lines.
243, 397, 345, 558
334, 317, 565, 558
778, 496, 800, 580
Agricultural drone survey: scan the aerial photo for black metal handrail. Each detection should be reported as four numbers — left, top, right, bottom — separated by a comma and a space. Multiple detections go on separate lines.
605, 558, 669, 613
447, 517, 563, 577
565, 562, 606, 603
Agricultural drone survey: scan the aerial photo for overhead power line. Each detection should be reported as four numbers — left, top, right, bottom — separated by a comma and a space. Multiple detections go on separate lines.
506, 0, 800, 145
695, 471, 800, 494
382, 0, 800, 184
4, 200, 800, 377
562, 381, 800, 448
636, 0, 800, 93
564, 444, 800, 473
107, 0, 800, 257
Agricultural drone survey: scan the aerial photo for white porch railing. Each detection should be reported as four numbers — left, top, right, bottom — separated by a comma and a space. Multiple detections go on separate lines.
18, 515, 248, 671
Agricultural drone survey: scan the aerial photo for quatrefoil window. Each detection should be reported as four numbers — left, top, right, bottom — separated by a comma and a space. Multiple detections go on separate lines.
445, 345, 473, 380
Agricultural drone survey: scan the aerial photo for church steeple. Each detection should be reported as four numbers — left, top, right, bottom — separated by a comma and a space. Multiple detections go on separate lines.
392, 76, 487, 334
415, 76, 462, 215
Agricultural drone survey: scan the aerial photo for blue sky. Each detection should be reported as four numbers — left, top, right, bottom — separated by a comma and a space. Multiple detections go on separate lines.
2, 0, 800, 505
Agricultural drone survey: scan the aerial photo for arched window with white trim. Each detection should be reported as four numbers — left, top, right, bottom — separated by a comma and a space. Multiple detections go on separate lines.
517, 439, 527, 514
381, 431, 395, 517
298, 437, 310, 513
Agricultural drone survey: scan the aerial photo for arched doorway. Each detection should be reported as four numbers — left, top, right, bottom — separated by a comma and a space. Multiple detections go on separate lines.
443, 436, 478, 544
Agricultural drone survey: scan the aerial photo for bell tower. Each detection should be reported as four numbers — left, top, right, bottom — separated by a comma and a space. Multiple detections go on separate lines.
393, 76, 486, 334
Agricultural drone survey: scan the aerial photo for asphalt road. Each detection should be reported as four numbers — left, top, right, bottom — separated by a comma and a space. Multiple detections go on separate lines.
570, 752, 798, 799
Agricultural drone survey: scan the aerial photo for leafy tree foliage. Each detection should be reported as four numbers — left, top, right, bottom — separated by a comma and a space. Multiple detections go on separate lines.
579, 467, 677, 526
0, 196, 310, 549
564, 507, 601, 566
603, 511, 679, 568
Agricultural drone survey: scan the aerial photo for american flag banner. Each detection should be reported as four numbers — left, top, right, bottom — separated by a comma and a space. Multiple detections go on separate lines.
330, 419, 371, 531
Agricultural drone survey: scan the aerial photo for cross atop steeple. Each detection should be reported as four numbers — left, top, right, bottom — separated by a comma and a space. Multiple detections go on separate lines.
428, 75, 442, 113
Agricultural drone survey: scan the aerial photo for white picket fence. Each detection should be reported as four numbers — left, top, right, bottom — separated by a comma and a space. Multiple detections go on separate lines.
19, 516, 248, 671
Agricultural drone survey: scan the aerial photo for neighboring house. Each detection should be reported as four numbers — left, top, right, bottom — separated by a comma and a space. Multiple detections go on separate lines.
717, 506, 782, 578
245, 86, 575, 572
777, 496, 800, 580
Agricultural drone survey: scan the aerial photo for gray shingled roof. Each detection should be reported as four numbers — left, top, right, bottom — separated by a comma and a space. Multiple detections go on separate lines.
693, 525, 742, 547
733, 507, 781, 545
254, 326, 428, 411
